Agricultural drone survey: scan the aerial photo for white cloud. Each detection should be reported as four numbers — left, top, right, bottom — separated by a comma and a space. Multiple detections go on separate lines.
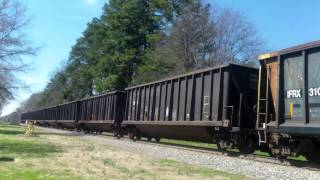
84, 0, 96, 5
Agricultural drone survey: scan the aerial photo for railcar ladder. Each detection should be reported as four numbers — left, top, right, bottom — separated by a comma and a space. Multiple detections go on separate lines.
256, 66, 270, 145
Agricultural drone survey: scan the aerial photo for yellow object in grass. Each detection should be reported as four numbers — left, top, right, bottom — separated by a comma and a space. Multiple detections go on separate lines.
25, 120, 35, 136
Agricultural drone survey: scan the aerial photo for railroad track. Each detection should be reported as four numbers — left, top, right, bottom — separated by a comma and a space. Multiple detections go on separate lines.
37, 126, 320, 171
118, 136, 320, 171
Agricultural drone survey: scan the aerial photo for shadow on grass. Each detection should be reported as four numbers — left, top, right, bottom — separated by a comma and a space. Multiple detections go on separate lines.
0, 129, 24, 135
0, 123, 21, 128
0, 138, 62, 158
0, 157, 15, 162
0, 123, 24, 136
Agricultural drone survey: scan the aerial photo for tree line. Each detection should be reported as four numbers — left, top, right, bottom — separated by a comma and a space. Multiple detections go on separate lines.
1, 0, 263, 121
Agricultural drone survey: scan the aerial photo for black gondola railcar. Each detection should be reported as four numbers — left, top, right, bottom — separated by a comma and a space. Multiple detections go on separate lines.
22, 106, 58, 127
22, 91, 125, 134
76, 91, 125, 134
123, 64, 258, 152
56, 101, 79, 130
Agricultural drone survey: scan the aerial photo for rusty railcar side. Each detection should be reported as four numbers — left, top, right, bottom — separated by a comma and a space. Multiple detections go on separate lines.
123, 64, 258, 143
258, 40, 320, 159
259, 40, 320, 135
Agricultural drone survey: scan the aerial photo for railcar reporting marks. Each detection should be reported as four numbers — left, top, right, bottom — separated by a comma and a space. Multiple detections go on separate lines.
286, 87, 320, 98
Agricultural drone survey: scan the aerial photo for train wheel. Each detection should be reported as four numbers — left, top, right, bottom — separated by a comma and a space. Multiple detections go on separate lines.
268, 133, 289, 159
238, 145, 255, 154
113, 130, 121, 139
238, 136, 255, 154
136, 135, 141, 141
128, 132, 136, 141
147, 137, 152, 141
154, 137, 160, 142
217, 141, 228, 151
268, 143, 290, 160
305, 152, 320, 162
216, 136, 232, 151
304, 141, 320, 163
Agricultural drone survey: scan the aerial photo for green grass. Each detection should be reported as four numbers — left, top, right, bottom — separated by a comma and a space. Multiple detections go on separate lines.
0, 169, 56, 180
0, 123, 22, 129
0, 123, 249, 179
0, 124, 61, 159
0, 168, 82, 180
0, 137, 61, 158
103, 158, 130, 174
103, 158, 116, 166
0, 123, 82, 179
0, 128, 24, 135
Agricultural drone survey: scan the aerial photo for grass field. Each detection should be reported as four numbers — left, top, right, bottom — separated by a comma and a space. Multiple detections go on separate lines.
0, 123, 248, 180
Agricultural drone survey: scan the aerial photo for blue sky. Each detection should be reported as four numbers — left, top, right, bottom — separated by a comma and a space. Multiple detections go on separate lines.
212, 0, 320, 50
2, 0, 106, 115
2, 0, 320, 116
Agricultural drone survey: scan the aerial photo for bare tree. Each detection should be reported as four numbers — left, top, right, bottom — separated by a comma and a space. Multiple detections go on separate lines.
170, 3, 216, 71
20, 92, 44, 112
212, 8, 262, 65
0, 0, 35, 114
168, 3, 262, 72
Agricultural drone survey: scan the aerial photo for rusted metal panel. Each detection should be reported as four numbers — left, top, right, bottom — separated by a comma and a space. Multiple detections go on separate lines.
268, 59, 279, 109
261, 40, 320, 135
259, 57, 279, 115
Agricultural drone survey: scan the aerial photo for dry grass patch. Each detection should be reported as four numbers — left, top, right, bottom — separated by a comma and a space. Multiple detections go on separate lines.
0, 124, 248, 179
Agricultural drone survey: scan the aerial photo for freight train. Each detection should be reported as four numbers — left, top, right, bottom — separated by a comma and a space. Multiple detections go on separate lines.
21, 41, 320, 161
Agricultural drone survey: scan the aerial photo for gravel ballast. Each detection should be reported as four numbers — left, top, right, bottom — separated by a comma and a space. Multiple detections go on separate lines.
86, 136, 320, 180
42, 128, 320, 180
